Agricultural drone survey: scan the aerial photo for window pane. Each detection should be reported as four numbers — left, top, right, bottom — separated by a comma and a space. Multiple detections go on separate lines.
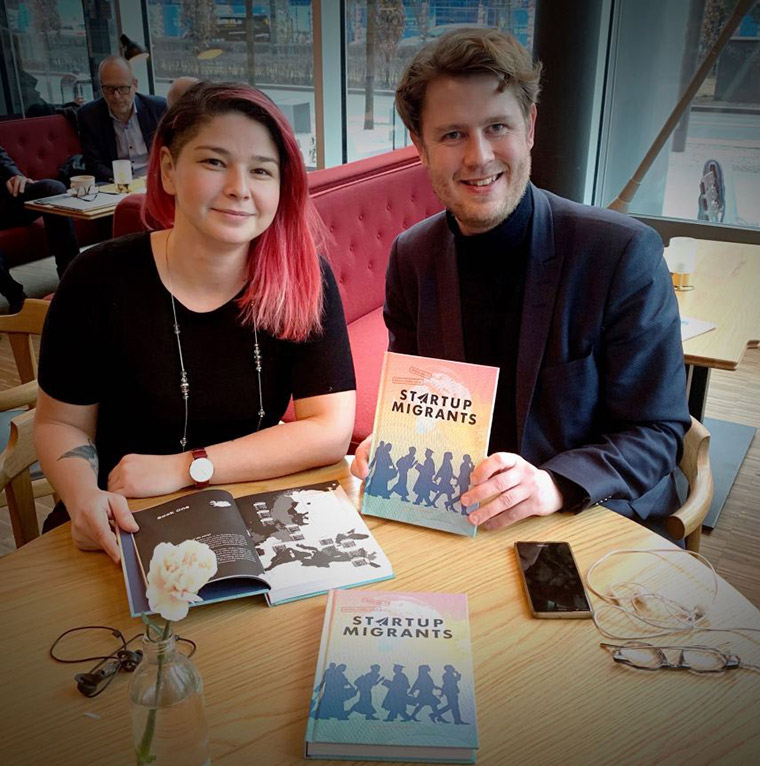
146, 0, 317, 167
1, 0, 118, 118
597, 0, 760, 230
345, 0, 536, 162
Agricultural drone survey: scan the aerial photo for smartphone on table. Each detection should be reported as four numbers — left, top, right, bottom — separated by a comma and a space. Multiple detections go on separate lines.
514, 541, 592, 619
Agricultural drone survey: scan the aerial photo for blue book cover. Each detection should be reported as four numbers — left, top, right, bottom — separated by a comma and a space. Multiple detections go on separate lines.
305, 590, 478, 763
362, 352, 499, 537
119, 481, 393, 615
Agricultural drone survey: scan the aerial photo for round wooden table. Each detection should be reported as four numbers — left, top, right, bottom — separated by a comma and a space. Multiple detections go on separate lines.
1, 460, 758, 765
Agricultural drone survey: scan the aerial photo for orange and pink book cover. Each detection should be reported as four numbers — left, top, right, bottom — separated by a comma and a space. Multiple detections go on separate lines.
361, 352, 499, 537
305, 590, 477, 763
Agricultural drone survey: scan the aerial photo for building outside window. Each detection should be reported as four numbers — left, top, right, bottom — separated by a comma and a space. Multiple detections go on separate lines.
146, 0, 317, 166
344, 0, 535, 161
596, 0, 760, 230
1, 0, 119, 118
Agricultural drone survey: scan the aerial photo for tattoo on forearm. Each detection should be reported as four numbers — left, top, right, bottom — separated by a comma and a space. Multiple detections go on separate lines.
58, 440, 99, 477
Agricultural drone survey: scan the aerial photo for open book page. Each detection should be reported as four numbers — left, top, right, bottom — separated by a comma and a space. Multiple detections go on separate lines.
235, 480, 394, 605
132, 488, 267, 583
119, 489, 271, 616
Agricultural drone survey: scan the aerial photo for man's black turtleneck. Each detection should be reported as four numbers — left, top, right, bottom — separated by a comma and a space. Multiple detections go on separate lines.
449, 186, 533, 455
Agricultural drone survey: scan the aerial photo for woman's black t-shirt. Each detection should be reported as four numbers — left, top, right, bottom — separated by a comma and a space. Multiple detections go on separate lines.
38, 232, 356, 487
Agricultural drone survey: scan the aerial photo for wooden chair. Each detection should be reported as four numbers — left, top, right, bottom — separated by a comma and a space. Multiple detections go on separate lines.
0, 410, 41, 547
0, 298, 54, 511
664, 417, 714, 552
0, 298, 50, 384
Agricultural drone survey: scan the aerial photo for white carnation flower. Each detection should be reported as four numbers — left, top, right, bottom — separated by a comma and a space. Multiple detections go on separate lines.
146, 540, 218, 621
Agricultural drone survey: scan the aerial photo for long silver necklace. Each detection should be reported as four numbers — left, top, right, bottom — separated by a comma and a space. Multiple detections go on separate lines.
165, 232, 265, 450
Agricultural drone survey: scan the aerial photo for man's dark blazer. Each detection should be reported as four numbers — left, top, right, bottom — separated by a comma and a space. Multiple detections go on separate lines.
384, 183, 690, 520
76, 93, 167, 181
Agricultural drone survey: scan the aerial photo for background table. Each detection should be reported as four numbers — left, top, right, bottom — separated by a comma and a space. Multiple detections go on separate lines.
675, 239, 760, 419
1, 460, 758, 765
672, 238, 760, 527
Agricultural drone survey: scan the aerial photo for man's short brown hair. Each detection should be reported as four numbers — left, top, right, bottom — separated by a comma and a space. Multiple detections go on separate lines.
395, 28, 542, 137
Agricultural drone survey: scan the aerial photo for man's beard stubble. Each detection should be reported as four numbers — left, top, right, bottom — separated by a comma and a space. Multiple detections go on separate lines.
432, 153, 532, 236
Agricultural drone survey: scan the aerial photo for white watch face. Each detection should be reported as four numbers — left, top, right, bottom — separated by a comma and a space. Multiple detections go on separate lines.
190, 457, 214, 483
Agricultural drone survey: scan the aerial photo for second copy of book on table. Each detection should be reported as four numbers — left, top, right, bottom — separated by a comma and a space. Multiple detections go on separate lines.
361, 351, 499, 537
118, 480, 393, 615
305, 589, 478, 763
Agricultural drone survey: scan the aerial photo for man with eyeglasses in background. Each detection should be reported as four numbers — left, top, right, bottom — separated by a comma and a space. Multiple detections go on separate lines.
77, 56, 167, 182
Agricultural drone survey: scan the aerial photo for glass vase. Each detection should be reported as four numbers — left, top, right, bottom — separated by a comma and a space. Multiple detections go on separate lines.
128, 625, 211, 766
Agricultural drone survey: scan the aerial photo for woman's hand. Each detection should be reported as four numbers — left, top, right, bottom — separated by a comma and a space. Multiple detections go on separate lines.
68, 488, 139, 564
107, 453, 191, 498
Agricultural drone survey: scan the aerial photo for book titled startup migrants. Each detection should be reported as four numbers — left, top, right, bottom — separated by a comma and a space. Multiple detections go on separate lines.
305, 590, 478, 763
361, 352, 499, 537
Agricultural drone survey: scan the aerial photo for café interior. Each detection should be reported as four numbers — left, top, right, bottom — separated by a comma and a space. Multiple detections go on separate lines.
0, 2, 758, 765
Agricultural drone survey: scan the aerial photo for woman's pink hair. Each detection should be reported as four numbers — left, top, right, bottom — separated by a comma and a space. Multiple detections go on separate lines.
143, 81, 325, 341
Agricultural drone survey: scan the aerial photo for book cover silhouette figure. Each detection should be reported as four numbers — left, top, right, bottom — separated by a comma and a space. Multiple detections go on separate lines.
389, 446, 417, 501
312, 662, 356, 720
381, 664, 413, 722
412, 449, 437, 506
366, 442, 396, 499
456, 454, 474, 514
408, 664, 442, 721
430, 451, 457, 511
433, 665, 467, 724
348, 664, 385, 720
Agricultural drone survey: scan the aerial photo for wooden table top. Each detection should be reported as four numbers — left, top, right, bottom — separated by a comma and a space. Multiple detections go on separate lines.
675, 239, 760, 370
1, 460, 759, 765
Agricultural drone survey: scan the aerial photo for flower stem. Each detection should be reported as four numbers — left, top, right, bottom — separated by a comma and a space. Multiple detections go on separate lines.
135, 620, 172, 765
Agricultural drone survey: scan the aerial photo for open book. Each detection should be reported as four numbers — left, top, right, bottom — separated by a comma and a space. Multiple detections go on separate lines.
119, 480, 393, 615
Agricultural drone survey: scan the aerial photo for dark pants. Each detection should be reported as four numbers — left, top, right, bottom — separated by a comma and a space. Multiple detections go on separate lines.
0, 178, 80, 301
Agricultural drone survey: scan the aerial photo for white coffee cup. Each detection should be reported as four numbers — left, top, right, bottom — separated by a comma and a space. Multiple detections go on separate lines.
69, 174, 96, 196
665, 237, 696, 290
112, 159, 133, 186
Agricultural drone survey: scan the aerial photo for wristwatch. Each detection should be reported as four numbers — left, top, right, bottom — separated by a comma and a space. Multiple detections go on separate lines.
189, 447, 214, 489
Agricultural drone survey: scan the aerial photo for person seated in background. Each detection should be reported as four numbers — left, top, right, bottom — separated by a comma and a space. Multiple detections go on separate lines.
167, 76, 201, 108
0, 145, 80, 313
76, 55, 167, 182
35, 82, 356, 562
352, 29, 690, 535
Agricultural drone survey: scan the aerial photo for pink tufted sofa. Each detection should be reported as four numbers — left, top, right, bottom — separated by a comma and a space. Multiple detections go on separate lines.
0, 115, 109, 268
112, 146, 443, 450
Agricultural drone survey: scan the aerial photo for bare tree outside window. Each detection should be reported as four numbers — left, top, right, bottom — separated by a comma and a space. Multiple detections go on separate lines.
32, 0, 62, 103
376, 0, 405, 88
181, 0, 216, 74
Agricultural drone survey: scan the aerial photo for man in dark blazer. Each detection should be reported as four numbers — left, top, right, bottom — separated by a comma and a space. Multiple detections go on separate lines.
353, 29, 690, 533
77, 56, 166, 182
0, 145, 79, 312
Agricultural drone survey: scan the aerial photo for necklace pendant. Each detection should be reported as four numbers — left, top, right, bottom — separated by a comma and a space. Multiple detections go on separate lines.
180, 370, 190, 399
180, 437, 187, 448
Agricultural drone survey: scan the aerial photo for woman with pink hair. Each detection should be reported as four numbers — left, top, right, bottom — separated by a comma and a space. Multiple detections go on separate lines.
34, 82, 355, 563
